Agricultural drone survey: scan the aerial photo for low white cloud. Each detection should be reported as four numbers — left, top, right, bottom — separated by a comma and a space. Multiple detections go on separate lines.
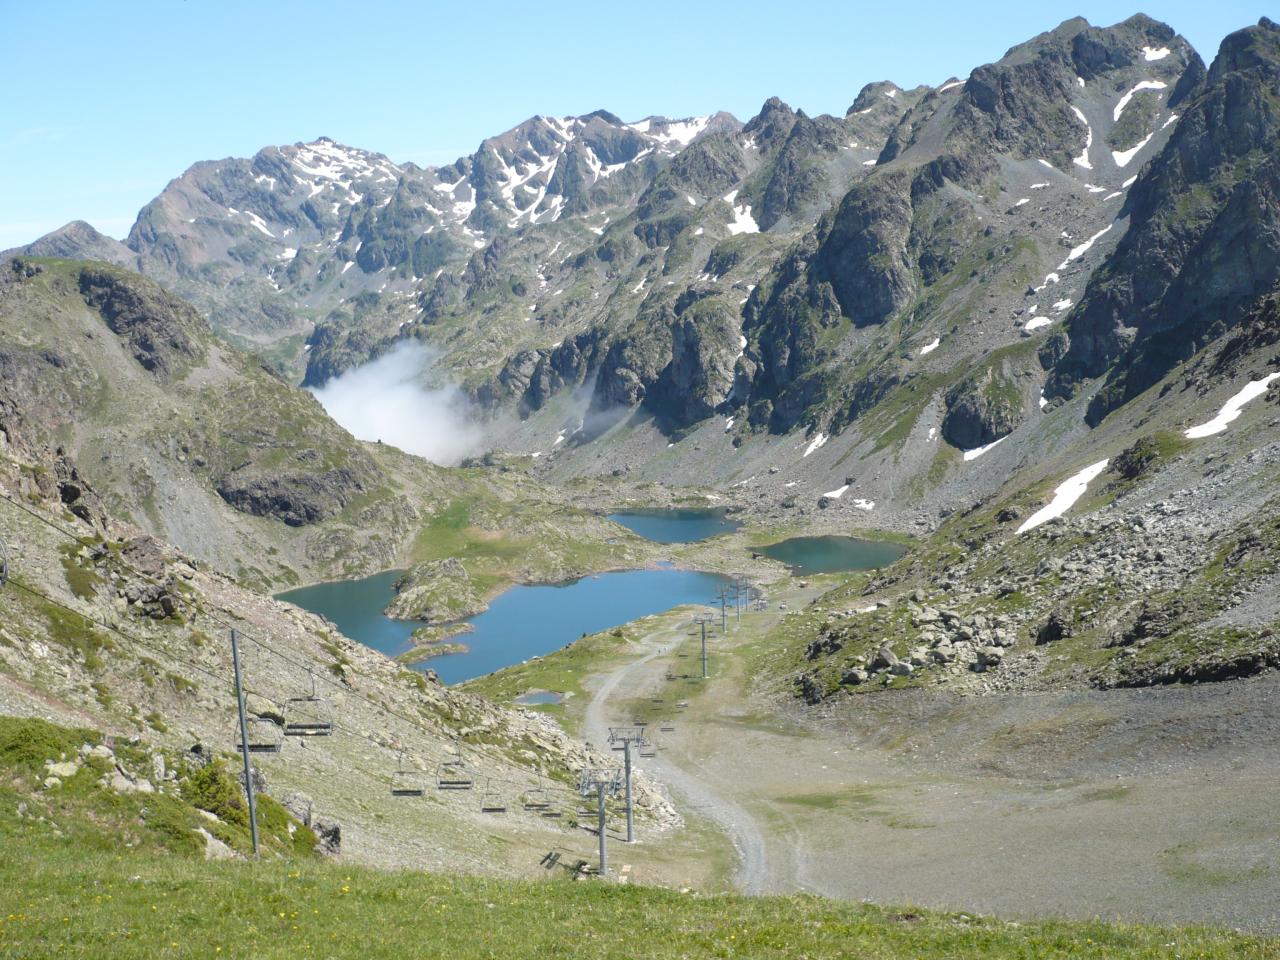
311, 340, 482, 465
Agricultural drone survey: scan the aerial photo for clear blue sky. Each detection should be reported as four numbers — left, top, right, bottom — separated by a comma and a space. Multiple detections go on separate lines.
0, 1, 1266, 249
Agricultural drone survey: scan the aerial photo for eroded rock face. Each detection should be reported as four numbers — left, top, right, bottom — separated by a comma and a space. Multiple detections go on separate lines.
75, 264, 203, 377
941, 367, 1021, 449
215, 467, 365, 527
1048, 17, 1280, 422
646, 299, 741, 429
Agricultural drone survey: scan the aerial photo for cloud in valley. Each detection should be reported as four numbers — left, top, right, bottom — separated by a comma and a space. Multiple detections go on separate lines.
311, 341, 482, 465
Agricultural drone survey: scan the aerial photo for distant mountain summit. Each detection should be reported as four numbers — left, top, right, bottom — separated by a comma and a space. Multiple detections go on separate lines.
8, 16, 1279, 535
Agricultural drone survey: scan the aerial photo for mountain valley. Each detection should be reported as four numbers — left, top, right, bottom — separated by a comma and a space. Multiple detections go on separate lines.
3, 10, 1280, 953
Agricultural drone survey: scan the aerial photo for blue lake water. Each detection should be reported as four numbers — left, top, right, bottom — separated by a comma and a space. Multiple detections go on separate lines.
759, 536, 907, 574
608, 507, 742, 543
278, 566, 730, 685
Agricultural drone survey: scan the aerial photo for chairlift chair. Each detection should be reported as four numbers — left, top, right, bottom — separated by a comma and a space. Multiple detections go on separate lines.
283, 669, 333, 737
0, 536, 9, 587
436, 759, 474, 791
522, 781, 552, 811
236, 714, 283, 755
659, 724, 675, 733
479, 779, 507, 813
390, 751, 427, 797
638, 748, 657, 759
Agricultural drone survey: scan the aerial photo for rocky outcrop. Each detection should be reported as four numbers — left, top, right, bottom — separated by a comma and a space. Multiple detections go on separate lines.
386, 557, 486, 624
941, 366, 1022, 449
215, 467, 365, 527
75, 263, 204, 377
645, 298, 741, 428
1047, 18, 1280, 422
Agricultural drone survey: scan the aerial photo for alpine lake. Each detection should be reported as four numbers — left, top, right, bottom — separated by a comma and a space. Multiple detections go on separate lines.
277, 509, 904, 685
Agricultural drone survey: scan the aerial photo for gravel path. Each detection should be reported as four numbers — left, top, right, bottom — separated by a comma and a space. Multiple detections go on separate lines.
582, 621, 775, 894
577, 585, 1280, 932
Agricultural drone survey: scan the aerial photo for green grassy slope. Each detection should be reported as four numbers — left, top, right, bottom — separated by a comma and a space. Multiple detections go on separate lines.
3, 716, 1270, 958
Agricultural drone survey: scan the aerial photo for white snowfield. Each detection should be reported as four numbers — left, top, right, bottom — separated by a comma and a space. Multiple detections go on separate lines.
1070, 106, 1092, 169
803, 433, 828, 457
627, 116, 711, 147
963, 435, 1007, 461
1017, 459, 1110, 534
1113, 132, 1155, 168
1034, 271, 1061, 293
723, 191, 760, 235
1058, 223, 1113, 270
938, 79, 964, 93
1114, 80, 1167, 122
920, 337, 940, 355
1184, 372, 1280, 438
823, 484, 850, 499
1143, 46, 1172, 61
852, 499, 875, 512
1024, 316, 1053, 331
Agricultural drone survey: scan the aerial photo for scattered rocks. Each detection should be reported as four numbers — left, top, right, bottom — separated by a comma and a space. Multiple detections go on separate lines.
196, 827, 237, 860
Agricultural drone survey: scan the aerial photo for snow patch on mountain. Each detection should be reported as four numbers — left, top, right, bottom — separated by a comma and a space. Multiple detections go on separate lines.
1112, 132, 1155, 168
1113, 80, 1167, 122
1018, 460, 1110, 533
1184, 373, 1280, 438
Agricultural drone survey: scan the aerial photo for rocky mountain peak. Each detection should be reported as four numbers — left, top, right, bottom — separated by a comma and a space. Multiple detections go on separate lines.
846, 81, 902, 115
1209, 15, 1280, 81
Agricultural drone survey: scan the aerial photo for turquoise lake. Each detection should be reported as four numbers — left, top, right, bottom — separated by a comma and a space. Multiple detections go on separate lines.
759, 536, 907, 574
607, 507, 741, 543
277, 566, 730, 685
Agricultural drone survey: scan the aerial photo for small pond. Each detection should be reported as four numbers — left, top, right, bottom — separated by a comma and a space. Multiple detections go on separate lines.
278, 566, 730, 686
608, 507, 742, 543
758, 536, 907, 575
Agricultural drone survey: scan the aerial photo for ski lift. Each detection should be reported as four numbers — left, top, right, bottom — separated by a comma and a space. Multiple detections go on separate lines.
390, 751, 426, 797
541, 808, 564, 820
480, 778, 507, 813
638, 747, 657, 759
522, 779, 552, 811
236, 714, 283, 755
659, 723, 675, 733
0, 536, 9, 587
283, 669, 333, 737
436, 759, 473, 791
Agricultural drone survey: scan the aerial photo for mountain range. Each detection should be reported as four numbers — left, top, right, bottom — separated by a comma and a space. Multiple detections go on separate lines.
2, 12, 1280, 900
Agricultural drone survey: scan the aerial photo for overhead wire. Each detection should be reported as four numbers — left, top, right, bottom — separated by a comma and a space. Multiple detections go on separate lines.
0, 492, 606, 814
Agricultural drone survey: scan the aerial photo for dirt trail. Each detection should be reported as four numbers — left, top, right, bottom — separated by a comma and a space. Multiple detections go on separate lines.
582, 621, 775, 893
578, 586, 1280, 932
